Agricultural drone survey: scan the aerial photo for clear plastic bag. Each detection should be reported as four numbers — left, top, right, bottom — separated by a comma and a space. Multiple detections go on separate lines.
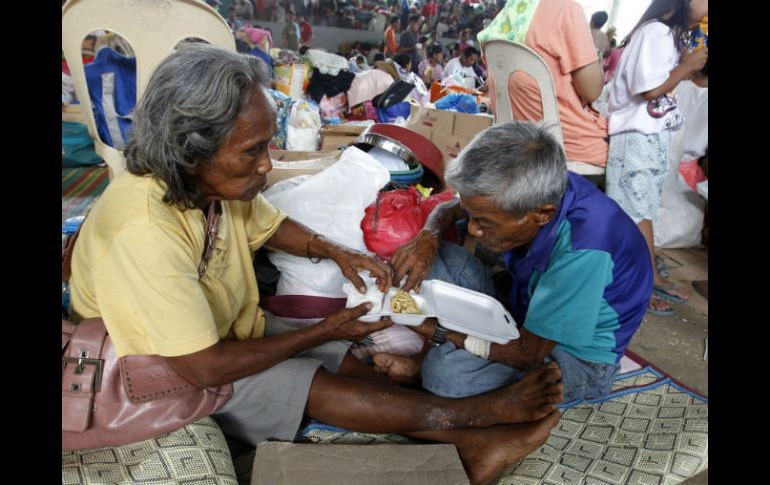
285, 99, 322, 151
652, 131, 705, 248
265, 146, 391, 297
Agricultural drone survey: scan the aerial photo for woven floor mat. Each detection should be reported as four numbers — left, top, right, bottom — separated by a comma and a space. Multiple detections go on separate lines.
297, 367, 708, 485
62, 417, 238, 485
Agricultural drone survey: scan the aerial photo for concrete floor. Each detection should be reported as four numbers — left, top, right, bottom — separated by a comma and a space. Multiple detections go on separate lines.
627, 247, 708, 484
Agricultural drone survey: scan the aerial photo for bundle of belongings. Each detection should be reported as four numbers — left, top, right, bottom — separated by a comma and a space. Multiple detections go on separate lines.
265, 43, 445, 150
261, 143, 452, 359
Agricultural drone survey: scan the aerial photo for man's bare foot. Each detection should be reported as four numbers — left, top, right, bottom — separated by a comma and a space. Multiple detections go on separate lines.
457, 410, 560, 485
373, 353, 421, 384
485, 362, 563, 424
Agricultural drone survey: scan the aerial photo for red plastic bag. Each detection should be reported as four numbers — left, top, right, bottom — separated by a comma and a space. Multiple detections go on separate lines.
678, 159, 707, 191
361, 186, 455, 259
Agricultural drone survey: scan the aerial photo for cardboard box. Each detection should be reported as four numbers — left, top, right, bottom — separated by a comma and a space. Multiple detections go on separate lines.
267, 149, 340, 186
251, 442, 470, 485
270, 149, 338, 162
404, 104, 494, 165
320, 124, 368, 151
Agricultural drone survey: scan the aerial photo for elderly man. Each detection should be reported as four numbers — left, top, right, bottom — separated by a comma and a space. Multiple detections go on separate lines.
378, 122, 653, 403
67, 45, 563, 485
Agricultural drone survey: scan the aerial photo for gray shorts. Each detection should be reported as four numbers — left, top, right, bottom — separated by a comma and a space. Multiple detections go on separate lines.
211, 312, 350, 446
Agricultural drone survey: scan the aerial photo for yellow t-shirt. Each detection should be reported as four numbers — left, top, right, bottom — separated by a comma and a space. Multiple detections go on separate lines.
69, 173, 287, 357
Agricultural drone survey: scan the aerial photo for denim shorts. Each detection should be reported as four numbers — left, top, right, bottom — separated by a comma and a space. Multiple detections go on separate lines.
426, 240, 495, 297
421, 343, 620, 403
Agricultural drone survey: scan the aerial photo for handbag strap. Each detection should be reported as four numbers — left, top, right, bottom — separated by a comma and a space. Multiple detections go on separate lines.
62, 318, 109, 433
62, 201, 222, 283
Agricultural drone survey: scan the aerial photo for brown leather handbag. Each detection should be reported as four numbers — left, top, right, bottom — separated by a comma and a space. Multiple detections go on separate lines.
62, 202, 233, 450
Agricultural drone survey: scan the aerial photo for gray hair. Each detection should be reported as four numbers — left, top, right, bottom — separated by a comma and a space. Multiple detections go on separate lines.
445, 121, 568, 216
124, 44, 273, 209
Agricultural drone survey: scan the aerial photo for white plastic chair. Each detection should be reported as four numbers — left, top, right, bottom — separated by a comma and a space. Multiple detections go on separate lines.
62, 0, 235, 181
484, 39, 605, 177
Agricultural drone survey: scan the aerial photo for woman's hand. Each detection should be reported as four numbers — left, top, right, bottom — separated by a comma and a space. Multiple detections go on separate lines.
333, 248, 393, 293
681, 47, 708, 74
412, 317, 438, 340
389, 230, 440, 292
265, 220, 392, 293
317, 304, 393, 341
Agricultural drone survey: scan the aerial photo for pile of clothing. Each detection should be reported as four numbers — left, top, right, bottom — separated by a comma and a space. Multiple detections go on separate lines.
263, 44, 464, 150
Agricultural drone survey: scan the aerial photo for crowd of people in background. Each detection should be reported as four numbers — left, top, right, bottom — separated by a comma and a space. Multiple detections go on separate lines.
226, 0, 504, 35
223, 0, 498, 95
223, 0, 694, 115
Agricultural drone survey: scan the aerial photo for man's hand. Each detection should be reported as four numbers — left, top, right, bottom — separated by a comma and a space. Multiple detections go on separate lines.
390, 230, 440, 292
333, 249, 392, 293
317, 304, 393, 341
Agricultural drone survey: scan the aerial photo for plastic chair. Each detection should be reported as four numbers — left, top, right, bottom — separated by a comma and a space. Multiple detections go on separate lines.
62, 0, 235, 181
484, 39, 605, 177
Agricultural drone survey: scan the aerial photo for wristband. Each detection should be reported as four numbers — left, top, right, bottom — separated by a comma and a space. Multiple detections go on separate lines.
464, 335, 491, 359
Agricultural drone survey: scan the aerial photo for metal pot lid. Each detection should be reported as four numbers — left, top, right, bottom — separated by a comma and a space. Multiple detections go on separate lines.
356, 123, 445, 191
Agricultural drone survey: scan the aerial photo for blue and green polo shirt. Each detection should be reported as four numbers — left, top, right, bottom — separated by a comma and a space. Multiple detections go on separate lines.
505, 172, 653, 364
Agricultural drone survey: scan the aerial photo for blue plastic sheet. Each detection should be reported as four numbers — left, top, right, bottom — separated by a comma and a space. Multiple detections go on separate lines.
435, 93, 479, 114
375, 101, 411, 123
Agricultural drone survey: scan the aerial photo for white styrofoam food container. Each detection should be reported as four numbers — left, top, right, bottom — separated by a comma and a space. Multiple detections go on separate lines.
423, 280, 519, 344
344, 279, 520, 344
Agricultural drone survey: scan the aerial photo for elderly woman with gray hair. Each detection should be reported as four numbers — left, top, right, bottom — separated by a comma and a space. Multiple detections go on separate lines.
67, 45, 564, 485
378, 121, 653, 404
